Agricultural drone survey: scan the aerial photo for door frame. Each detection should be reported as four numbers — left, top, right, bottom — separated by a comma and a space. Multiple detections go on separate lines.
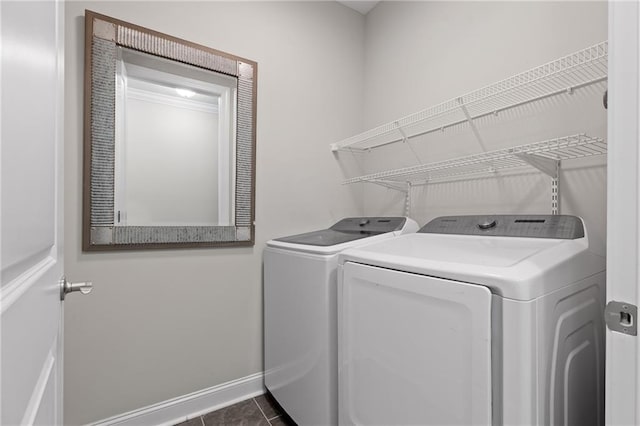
605, 1, 640, 424
55, 0, 65, 422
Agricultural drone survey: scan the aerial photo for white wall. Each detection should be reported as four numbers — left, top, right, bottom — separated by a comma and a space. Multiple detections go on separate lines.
357, 1, 608, 255
64, 2, 364, 424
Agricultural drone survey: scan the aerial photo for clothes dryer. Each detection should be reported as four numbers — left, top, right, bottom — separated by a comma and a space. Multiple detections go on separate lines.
264, 217, 418, 426
338, 215, 605, 426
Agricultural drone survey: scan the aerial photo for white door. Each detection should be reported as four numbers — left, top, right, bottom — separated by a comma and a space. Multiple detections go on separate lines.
605, 1, 640, 425
339, 262, 493, 426
1, 1, 65, 424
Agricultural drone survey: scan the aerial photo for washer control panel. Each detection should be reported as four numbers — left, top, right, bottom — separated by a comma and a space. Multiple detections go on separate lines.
274, 217, 409, 247
331, 217, 407, 234
420, 215, 585, 239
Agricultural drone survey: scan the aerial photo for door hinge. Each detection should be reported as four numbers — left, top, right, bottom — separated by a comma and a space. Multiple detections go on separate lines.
605, 301, 638, 336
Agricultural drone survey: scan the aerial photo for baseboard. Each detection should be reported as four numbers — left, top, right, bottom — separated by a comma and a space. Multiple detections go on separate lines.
91, 372, 265, 426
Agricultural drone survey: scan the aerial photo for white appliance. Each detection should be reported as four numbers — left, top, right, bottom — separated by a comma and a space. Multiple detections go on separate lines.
264, 217, 419, 426
338, 215, 606, 426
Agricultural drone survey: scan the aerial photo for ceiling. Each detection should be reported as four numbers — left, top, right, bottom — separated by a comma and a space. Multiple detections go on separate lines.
337, 1, 380, 15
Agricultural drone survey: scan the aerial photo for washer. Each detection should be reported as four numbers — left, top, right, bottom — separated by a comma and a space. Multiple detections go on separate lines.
338, 215, 606, 426
264, 217, 419, 426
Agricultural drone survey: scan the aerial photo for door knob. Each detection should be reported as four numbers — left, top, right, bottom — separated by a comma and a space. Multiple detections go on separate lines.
60, 277, 93, 301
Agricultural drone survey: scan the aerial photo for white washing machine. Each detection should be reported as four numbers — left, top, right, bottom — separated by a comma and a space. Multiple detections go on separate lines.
264, 217, 419, 426
338, 215, 606, 426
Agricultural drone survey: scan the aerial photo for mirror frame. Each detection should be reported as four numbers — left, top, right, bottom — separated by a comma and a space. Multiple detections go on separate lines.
83, 10, 257, 250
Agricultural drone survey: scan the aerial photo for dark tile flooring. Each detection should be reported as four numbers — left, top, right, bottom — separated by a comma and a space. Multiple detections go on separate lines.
174, 393, 296, 426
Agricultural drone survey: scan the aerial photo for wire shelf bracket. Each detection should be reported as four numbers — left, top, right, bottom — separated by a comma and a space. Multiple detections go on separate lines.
366, 179, 409, 193
514, 153, 561, 214
404, 181, 412, 217
513, 153, 559, 178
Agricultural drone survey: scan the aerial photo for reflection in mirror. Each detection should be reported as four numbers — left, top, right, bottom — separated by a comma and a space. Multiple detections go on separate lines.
83, 10, 256, 250
114, 47, 237, 227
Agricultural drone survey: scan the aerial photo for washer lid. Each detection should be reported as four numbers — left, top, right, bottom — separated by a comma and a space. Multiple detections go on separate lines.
267, 217, 418, 255
339, 232, 605, 301
270, 217, 409, 246
273, 228, 373, 247
274, 217, 408, 245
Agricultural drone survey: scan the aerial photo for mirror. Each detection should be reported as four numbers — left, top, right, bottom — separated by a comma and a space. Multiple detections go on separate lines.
83, 10, 256, 250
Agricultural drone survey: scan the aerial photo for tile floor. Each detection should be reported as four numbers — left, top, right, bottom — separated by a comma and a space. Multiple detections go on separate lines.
174, 393, 296, 426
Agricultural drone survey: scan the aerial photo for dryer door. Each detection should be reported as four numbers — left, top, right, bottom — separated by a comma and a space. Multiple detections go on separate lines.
339, 262, 493, 426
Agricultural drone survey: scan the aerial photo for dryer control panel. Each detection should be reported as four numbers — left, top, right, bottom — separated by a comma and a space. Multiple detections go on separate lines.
420, 215, 585, 239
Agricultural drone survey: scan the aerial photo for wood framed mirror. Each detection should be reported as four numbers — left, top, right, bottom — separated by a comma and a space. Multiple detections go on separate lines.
83, 10, 257, 250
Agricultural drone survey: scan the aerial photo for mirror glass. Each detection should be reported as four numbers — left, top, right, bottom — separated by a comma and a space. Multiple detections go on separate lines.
114, 47, 237, 227
84, 11, 256, 250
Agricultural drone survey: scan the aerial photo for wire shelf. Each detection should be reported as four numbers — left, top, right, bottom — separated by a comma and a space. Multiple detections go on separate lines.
332, 42, 608, 152
343, 134, 607, 186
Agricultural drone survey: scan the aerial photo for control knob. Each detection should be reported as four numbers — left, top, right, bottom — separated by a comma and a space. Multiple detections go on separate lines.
478, 219, 497, 230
